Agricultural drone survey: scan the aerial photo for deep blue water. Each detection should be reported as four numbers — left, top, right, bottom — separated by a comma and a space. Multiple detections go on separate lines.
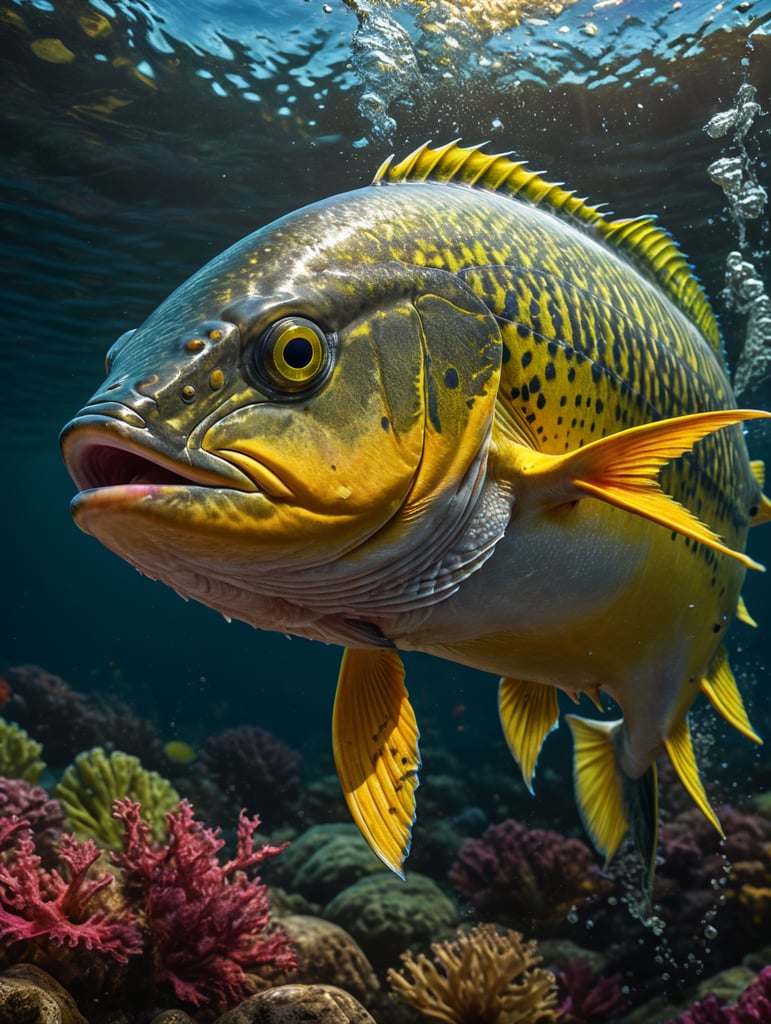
2, 0, 770, 836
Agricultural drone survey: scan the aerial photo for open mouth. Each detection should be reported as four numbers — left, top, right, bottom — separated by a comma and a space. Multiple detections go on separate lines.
61, 423, 256, 494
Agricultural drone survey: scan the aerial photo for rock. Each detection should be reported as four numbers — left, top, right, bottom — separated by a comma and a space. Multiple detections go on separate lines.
213, 983, 377, 1023
323, 872, 459, 969
149, 1012, 198, 1024
271, 915, 379, 1005
0, 964, 87, 1024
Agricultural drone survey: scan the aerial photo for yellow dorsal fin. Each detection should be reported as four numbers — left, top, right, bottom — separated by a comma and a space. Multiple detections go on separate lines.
701, 646, 762, 743
498, 678, 560, 794
736, 595, 757, 628
564, 715, 628, 864
332, 648, 420, 877
373, 141, 721, 353
664, 718, 723, 837
513, 408, 770, 571
751, 459, 766, 489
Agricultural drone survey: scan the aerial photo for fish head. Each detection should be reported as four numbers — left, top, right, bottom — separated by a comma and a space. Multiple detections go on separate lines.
60, 193, 503, 626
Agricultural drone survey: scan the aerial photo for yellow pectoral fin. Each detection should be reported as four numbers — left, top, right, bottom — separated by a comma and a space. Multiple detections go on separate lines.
498, 678, 559, 793
332, 647, 421, 878
565, 715, 628, 864
664, 717, 723, 837
517, 409, 770, 571
701, 646, 762, 744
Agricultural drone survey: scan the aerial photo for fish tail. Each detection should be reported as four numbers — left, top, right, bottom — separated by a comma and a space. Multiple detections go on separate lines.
565, 715, 659, 893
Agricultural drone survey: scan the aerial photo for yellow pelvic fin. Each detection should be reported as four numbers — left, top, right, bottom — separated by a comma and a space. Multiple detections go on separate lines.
498, 678, 560, 794
332, 647, 420, 878
701, 646, 762, 744
736, 595, 758, 628
664, 717, 723, 837
565, 715, 628, 864
518, 409, 770, 571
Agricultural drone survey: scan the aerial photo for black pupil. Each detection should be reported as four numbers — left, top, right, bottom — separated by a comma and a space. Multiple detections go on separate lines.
283, 334, 314, 369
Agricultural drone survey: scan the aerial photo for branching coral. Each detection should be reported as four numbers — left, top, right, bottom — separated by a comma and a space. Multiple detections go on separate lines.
112, 797, 295, 1007
0, 718, 45, 782
387, 923, 558, 1023
55, 748, 180, 847
448, 819, 613, 935
201, 724, 302, 827
556, 959, 629, 1023
0, 815, 142, 968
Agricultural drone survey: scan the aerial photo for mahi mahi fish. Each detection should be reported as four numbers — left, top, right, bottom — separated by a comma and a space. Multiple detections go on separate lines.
60, 142, 771, 887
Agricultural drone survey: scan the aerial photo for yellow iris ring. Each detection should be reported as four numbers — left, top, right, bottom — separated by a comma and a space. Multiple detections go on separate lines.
265, 318, 326, 390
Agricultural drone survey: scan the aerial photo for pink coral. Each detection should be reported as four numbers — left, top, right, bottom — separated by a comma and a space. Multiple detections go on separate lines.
112, 797, 295, 1007
557, 959, 629, 1022
0, 777, 64, 866
0, 814, 141, 961
669, 965, 771, 1022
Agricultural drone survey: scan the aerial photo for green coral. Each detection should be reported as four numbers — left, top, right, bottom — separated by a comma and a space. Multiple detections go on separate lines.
55, 747, 180, 848
0, 718, 45, 782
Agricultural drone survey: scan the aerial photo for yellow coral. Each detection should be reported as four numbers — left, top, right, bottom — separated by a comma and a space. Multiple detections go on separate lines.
387, 923, 558, 1023
0, 718, 45, 783
55, 747, 180, 848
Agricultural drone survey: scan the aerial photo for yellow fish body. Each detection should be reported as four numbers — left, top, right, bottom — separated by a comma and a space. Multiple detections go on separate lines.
60, 143, 770, 886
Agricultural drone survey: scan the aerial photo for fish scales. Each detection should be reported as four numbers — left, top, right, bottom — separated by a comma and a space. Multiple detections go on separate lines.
60, 142, 770, 887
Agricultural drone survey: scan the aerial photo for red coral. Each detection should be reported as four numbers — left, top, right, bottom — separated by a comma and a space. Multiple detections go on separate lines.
112, 797, 295, 1007
0, 815, 141, 961
557, 958, 629, 1022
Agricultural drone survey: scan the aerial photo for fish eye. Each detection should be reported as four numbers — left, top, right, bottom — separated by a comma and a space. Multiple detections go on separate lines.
256, 316, 329, 393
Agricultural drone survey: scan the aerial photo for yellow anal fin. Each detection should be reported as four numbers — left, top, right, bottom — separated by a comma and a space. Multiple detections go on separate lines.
332, 647, 420, 878
664, 717, 724, 837
565, 715, 628, 864
498, 678, 560, 794
736, 595, 757, 628
519, 409, 770, 571
702, 646, 762, 744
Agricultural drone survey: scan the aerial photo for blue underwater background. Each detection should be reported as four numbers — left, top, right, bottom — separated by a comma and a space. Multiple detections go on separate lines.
2, 1, 771, 1022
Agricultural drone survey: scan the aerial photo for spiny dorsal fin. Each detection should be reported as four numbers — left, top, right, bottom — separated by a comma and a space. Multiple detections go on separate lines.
373, 141, 721, 354
750, 459, 765, 489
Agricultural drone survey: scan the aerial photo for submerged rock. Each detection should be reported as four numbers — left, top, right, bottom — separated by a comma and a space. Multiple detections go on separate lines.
0, 964, 87, 1024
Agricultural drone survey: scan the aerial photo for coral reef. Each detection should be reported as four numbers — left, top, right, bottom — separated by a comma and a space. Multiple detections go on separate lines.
112, 797, 295, 1007
324, 872, 459, 970
669, 965, 771, 1022
4, 664, 167, 770
55, 748, 181, 847
0, 777, 64, 866
0, 718, 45, 783
448, 818, 613, 936
201, 725, 302, 828
0, 815, 141, 977
387, 922, 559, 1023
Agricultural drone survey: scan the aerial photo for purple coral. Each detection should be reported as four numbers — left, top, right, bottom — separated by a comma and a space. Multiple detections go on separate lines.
0, 815, 142, 962
448, 818, 613, 936
201, 724, 302, 827
557, 959, 629, 1022
112, 797, 295, 1007
669, 965, 771, 1023
0, 777, 64, 866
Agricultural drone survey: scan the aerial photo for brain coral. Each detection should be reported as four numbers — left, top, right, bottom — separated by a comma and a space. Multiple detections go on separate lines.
55, 748, 180, 848
323, 872, 459, 969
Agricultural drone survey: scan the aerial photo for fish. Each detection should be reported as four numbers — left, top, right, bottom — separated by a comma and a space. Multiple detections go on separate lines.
60, 141, 771, 888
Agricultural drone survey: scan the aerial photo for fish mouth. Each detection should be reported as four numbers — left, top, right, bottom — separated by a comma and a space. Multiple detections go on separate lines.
60, 419, 257, 496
